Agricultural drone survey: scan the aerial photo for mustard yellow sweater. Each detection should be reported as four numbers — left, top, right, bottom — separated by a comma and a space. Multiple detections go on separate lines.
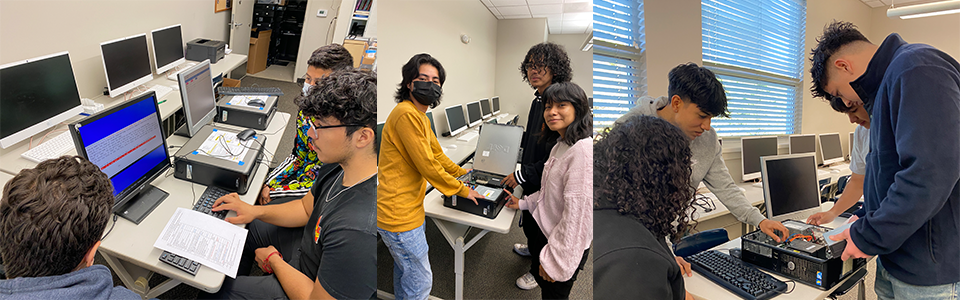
377, 100, 469, 232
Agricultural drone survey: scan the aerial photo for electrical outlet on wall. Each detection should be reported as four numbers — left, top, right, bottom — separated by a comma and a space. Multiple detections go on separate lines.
317, 9, 328, 17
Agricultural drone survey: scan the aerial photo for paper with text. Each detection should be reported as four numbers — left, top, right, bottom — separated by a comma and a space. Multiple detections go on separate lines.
154, 208, 247, 278
196, 130, 252, 163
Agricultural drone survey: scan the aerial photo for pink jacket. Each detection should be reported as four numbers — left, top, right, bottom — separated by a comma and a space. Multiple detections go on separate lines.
519, 137, 593, 282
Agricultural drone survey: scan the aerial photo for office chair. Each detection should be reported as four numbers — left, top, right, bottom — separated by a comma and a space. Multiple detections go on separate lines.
835, 175, 851, 195
827, 267, 868, 300
820, 182, 838, 203
673, 228, 729, 258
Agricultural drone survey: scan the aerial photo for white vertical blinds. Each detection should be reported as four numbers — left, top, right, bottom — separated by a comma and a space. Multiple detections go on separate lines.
702, 0, 806, 137
593, 0, 646, 132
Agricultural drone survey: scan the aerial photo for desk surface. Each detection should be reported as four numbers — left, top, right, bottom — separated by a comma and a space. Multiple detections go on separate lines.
0, 171, 12, 189
96, 112, 287, 293
0, 54, 248, 176
685, 209, 857, 299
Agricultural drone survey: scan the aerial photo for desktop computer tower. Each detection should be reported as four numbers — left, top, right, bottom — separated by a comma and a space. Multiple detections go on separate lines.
215, 95, 278, 130
173, 125, 265, 194
741, 220, 866, 290
443, 124, 523, 219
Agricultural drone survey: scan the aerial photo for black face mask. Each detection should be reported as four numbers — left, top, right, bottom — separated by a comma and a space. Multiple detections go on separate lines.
411, 81, 442, 107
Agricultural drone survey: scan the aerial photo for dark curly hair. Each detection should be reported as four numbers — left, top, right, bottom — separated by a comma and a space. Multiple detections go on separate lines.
810, 21, 870, 101
0, 156, 114, 278
297, 69, 378, 153
668, 63, 729, 118
540, 82, 593, 146
519, 42, 572, 86
394, 53, 446, 108
594, 115, 695, 242
307, 43, 354, 71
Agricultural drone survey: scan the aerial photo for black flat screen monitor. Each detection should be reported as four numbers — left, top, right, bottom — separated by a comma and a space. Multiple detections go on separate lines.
0, 52, 83, 148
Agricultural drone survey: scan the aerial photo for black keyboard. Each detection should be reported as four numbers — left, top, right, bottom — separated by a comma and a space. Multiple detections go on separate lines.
686, 250, 788, 300
158, 186, 231, 276
217, 86, 283, 96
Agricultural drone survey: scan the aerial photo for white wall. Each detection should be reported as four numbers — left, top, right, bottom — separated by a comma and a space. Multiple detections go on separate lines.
644, 0, 703, 98
494, 18, 549, 127
377, 0, 498, 132
868, 5, 960, 60
0, 0, 230, 98
547, 33, 594, 97
296, 0, 341, 78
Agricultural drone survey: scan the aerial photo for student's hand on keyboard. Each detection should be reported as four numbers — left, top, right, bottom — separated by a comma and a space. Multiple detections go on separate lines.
675, 256, 693, 277
503, 189, 520, 209
212, 193, 257, 224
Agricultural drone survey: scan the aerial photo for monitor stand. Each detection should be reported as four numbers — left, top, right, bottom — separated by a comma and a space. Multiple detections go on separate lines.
115, 185, 169, 225
174, 123, 192, 137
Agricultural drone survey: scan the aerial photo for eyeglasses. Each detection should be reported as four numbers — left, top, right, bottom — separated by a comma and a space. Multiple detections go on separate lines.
308, 117, 364, 136
298, 74, 321, 87
524, 62, 548, 72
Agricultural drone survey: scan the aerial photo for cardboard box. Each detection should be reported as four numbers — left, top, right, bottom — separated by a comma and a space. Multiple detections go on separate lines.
222, 78, 241, 87
247, 29, 272, 74
342, 39, 368, 68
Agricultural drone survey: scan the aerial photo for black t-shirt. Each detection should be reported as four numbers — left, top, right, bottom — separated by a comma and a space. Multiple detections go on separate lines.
298, 163, 377, 299
594, 209, 685, 300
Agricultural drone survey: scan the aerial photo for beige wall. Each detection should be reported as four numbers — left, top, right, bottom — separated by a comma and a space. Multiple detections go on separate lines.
377, 0, 498, 131
869, 5, 960, 60
0, 0, 229, 98
547, 33, 594, 97
494, 18, 548, 128
644, 0, 703, 98
295, 0, 342, 79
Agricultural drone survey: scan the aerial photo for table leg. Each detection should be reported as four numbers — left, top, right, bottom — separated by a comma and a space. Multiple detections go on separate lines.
431, 218, 492, 300
99, 251, 182, 299
858, 279, 866, 300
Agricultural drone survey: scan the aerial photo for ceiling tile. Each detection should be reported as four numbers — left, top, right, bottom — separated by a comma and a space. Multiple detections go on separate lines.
529, 4, 563, 14
563, 2, 592, 13
564, 0, 590, 3
502, 14, 534, 19
497, 5, 531, 15
491, 0, 527, 6
563, 11, 593, 21
528, 0, 564, 4
480, 0, 494, 7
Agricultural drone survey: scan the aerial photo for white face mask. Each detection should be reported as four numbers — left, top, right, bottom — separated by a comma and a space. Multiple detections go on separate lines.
302, 82, 312, 96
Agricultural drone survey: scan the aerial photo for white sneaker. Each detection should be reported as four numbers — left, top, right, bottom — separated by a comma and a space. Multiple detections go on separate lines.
516, 272, 539, 290
513, 243, 531, 257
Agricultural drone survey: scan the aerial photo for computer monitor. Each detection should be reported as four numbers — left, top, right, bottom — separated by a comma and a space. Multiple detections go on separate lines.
176, 60, 216, 137
445, 104, 468, 136
426, 111, 437, 137
788, 134, 816, 155
0, 51, 83, 149
741, 136, 778, 181
819, 133, 843, 165
466, 101, 482, 127
69, 91, 171, 224
479, 98, 492, 119
492, 96, 500, 114
151, 24, 186, 74
760, 153, 821, 222
101, 33, 154, 98
849, 131, 854, 157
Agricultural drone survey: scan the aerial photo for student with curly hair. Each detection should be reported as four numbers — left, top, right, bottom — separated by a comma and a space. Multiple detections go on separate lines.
594, 115, 695, 300
504, 82, 592, 299
809, 20, 960, 298
206, 69, 377, 299
258, 44, 355, 204
614, 63, 790, 276
504, 42, 575, 291
0, 156, 139, 299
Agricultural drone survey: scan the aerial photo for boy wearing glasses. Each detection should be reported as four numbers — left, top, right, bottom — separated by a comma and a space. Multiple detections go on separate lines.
258, 44, 354, 205
206, 69, 377, 299
378, 53, 484, 300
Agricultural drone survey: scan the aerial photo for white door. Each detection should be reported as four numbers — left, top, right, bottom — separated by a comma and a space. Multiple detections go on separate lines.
228, 0, 255, 55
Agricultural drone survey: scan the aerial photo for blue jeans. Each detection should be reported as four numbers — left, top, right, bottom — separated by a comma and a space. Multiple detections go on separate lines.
379, 223, 432, 300
876, 260, 959, 300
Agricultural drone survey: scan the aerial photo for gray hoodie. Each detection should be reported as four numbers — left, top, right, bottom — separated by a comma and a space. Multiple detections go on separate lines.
0, 265, 140, 300
614, 95, 766, 226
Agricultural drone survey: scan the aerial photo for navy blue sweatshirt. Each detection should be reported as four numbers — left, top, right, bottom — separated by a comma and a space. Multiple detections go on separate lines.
851, 33, 960, 286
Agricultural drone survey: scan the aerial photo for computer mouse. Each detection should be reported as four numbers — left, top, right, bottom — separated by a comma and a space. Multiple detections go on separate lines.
247, 99, 266, 108
237, 129, 257, 141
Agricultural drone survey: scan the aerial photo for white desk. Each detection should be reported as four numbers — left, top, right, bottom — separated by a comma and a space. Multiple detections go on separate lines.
0, 171, 13, 190
0, 54, 249, 176
685, 212, 868, 300
95, 112, 287, 298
